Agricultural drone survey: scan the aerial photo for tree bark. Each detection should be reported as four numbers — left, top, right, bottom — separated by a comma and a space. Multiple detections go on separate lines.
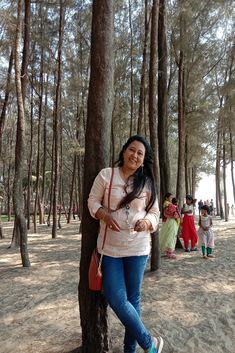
158, 0, 170, 200
138, 0, 149, 135
149, 0, 160, 272
0, 49, 14, 158
13, 0, 30, 267
176, 50, 185, 207
128, 0, 134, 136
222, 131, 228, 221
78, 1, 114, 352
52, 1, 64, 238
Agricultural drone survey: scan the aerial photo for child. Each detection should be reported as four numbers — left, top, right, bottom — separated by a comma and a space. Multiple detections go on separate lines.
198, 205, 215, 259
162, 192, 173, 222
181, 195, 198, 252
159, 197, 180, 259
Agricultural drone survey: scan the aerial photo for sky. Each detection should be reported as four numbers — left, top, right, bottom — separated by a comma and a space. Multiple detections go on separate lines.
196, 172, 234, 206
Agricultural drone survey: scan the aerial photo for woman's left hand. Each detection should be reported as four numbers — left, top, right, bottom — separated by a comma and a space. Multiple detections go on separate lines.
134, 219, 151, 232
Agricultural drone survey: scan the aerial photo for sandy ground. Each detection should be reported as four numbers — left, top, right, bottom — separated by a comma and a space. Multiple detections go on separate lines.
0, 217, 235, 353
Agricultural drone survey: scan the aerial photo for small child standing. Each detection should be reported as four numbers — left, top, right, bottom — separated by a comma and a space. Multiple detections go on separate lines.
198, 205, 215, 259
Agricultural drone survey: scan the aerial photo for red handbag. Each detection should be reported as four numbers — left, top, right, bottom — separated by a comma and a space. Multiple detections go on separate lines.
88, 248, 103, 291
88, 168, 114, 291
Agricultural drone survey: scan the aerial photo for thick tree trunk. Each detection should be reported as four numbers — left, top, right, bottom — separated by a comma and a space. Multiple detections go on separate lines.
78, 1, 114, 352
149, 0, 160, 272
158, 0, 170, 200
13, 0, 30, 267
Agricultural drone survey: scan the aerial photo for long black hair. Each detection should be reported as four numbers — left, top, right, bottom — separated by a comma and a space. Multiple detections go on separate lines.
115, 135, 157, 212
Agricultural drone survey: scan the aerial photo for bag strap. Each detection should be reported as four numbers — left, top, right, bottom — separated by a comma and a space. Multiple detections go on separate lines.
101, 167, 114, 250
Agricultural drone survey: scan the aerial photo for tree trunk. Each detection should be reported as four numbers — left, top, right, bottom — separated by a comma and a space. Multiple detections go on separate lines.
13, 0, 30, 267
0, 48, 13, 157
41, 73, 49, 224
215, 127, 224, 219
222, 131, 228, 221
52, 1, 64, 238
78, 1, 114, 352
149, 0, 160, 272
185, 135, 189, 195
158, 0, 170, 200
230, 128, 235, 203
26, 85, 33, 229
33, 34, 44, 232
176, 50, 185, 207
128, 0, 134, 136
138, 0, 149, 135
67, 153, 77, 223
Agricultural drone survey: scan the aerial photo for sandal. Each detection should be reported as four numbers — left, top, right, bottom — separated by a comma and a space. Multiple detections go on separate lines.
150, 336, 164, 353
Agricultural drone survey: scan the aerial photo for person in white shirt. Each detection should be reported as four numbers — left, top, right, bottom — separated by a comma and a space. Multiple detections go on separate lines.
88, 135, 163, 353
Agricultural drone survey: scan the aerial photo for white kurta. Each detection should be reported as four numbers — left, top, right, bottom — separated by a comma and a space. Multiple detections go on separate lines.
88, 167, 160, 257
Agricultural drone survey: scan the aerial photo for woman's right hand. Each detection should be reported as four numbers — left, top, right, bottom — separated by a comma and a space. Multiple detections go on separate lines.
103, 212, 120, 232
96, 207, 120, 232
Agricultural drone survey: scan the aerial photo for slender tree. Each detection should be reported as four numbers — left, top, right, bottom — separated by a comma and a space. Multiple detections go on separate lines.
13, 0, 30, 266
149, 0, 160, 271
52, 0, 64, 238
176, 6, 186, 207
158, 0, 170, 200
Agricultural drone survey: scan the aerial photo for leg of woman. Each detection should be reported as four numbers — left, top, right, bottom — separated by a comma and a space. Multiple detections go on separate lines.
102, 255, 152, 353
181, 216, 190, 250
123, 256, 148, 353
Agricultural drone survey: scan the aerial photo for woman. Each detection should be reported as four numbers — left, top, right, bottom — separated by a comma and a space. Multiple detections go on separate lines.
88, 135, 164, 353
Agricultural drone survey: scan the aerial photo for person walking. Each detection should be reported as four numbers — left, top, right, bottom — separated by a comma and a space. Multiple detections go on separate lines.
88, 135, 164, 353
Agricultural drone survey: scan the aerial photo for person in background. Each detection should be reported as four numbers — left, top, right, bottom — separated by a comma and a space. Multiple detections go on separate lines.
198, 199, 203, 215
209, 199, 214, 216
159, 197, 180, 259
198, 205, 215, 259
231, 204, 234, 217
88, 135, 164, 353
161, 192, 173, 222
181, 195, 198, 252
226, 203, 230, 216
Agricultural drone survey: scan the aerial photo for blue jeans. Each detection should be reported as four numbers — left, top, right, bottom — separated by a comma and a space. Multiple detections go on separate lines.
102, 255, 152, 353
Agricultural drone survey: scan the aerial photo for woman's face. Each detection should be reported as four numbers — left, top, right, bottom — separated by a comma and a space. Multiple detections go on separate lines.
123, 140, 145, 171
